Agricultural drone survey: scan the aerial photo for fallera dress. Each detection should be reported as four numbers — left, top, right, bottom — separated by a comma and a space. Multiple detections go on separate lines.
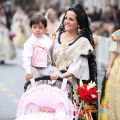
99, 29, 120, 120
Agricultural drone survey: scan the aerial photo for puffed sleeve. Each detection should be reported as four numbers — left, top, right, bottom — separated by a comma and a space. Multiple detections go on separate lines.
109, 29, 120, 53
109, 39, 120, 53
22, 41, 33, 74
67, 37, 94, 80
68, 55, 89, 80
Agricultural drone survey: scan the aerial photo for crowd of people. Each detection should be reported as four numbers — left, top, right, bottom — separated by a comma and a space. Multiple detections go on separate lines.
89, 4, 120, 37
0, 1, 120, 120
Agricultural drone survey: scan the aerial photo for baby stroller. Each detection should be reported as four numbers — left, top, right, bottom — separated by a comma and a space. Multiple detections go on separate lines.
15, 75, 82, 120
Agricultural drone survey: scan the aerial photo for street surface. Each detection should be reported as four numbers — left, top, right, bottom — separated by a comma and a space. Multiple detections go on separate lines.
0, 48, 25, 120
0, 48, 104, 120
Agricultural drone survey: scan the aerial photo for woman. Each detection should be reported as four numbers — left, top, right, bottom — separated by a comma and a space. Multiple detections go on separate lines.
0, 23, 16, 64
45, 8, 59, 34
99, 29, 120, 120
50, 4, 98, 119
0, 7, 7, 27
11, 6, 29, 48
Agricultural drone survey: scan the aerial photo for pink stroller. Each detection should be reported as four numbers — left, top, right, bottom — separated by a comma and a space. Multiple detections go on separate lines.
15, 75, 75, 120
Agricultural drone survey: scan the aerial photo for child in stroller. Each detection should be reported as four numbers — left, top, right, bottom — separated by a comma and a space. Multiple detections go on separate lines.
15, 75, 75, 120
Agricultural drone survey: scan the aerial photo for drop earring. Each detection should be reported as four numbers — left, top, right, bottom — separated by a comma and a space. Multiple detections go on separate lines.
78, 26, 81, 35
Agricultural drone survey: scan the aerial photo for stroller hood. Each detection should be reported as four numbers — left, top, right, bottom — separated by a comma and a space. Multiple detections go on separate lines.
16, 84, 73, 118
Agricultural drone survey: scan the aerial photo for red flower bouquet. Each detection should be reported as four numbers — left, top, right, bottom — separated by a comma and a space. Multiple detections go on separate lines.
73, 80, 98, 120
77, 83, 98, 103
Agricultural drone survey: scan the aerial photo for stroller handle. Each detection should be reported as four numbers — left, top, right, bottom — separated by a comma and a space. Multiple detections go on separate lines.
24, 75, 73, 96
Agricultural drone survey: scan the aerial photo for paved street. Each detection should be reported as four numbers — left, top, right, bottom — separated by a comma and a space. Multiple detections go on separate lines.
0, 48, 25, 120
0, 48, 105, 120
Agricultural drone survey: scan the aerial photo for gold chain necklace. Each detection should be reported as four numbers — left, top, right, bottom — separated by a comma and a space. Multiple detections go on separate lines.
64, 34, 78, 43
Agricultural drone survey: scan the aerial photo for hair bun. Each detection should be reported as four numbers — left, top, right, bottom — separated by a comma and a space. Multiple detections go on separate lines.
74, 4, 84, 10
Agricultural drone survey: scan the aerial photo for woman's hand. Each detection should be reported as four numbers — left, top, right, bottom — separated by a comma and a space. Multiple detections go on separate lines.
26, 74, 33, 81
106, 68, 111, 78
50, 73, 60, 80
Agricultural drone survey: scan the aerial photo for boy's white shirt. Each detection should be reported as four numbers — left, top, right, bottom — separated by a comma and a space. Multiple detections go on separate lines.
22, 34, 53, 74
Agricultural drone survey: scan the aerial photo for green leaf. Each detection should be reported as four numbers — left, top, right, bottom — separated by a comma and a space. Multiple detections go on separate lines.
73, 89, 79, 95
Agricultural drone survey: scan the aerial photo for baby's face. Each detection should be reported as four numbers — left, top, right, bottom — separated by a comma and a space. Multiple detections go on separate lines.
31, 22, 46, 38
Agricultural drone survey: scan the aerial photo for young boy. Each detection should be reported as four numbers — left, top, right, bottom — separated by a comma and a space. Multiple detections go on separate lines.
22, 13, 59, 81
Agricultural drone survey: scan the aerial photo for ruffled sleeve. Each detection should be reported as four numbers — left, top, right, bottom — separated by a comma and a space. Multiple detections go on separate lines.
68, 55, 89, 80
67, 37, 94, 80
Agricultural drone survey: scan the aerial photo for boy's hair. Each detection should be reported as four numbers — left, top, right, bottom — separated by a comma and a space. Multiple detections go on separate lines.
30, 13, 47, 28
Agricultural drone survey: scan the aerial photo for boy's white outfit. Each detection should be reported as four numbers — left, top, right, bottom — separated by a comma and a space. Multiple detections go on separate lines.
22, 34, 59, 83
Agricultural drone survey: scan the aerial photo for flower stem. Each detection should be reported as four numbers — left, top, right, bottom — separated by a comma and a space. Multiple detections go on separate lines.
75, 101, 83, 120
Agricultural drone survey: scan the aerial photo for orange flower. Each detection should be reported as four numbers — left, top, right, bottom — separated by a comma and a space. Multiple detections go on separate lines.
94, 39, 99, 46
52, 32, 56, 37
